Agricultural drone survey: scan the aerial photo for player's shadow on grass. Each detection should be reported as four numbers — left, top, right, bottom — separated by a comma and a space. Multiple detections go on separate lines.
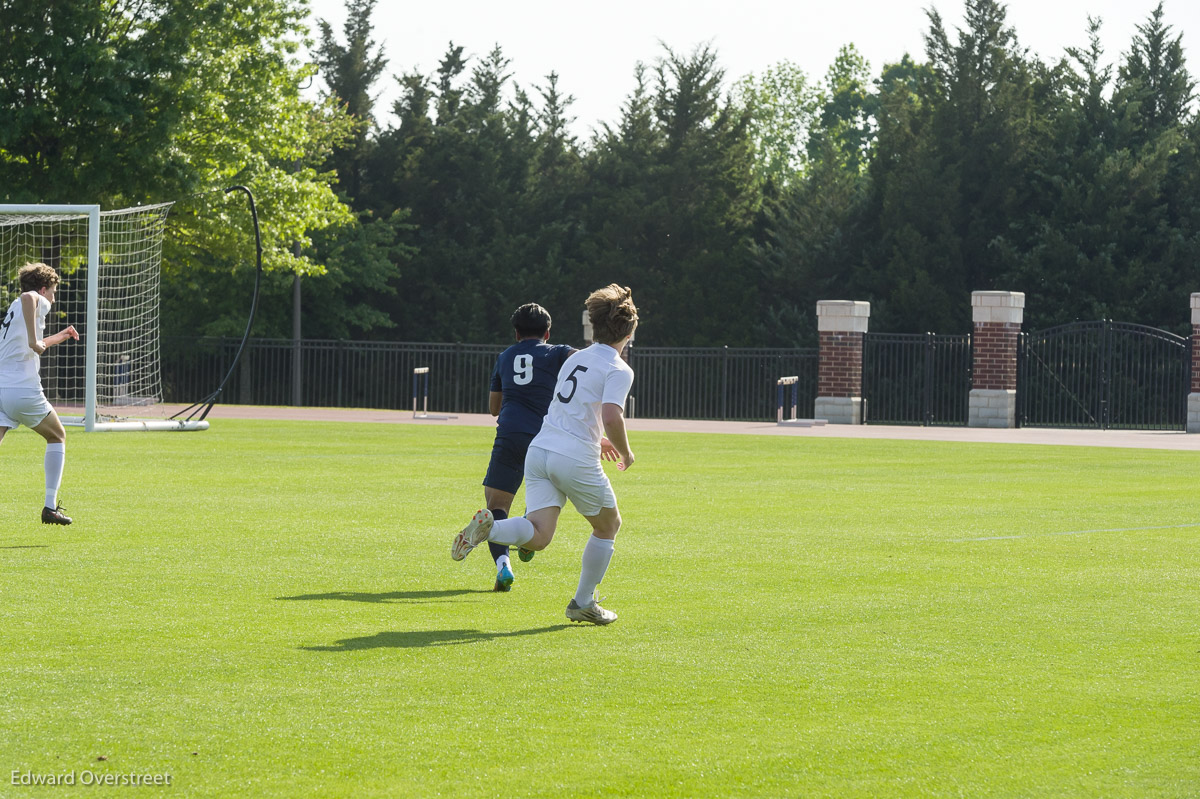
0, 545, 49, 550
276, 589, 489, 604
302, 625, 573, 651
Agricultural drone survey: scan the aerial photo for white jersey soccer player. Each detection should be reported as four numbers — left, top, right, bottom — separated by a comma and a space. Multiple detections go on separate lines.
451, 284, 639, 625
529, 343, 634, 468
0, 263, 80, 525
0, 291, 51, 389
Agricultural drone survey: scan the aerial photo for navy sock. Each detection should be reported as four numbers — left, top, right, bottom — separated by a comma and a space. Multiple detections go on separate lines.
488, 508, 509, 562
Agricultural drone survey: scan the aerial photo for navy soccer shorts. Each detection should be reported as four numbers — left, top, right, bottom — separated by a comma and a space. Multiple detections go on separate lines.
482, 432, 534, 494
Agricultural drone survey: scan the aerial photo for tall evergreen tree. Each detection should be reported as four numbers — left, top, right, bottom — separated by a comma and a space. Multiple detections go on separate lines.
315, 0, 388, 206
1106, 2, 1195, 327
1002, 6, 1196, 330
521, 73, 590, 324
1116, 2, 1194, 145
582, 46, 760, 346
862, 0, 1042, 333
365, 44, 589, 342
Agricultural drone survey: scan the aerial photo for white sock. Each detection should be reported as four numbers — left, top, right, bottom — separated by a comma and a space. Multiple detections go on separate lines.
574, 535, 615, 607
44, 442, 65, 509
488, 516, 535, 547
496, 553, 511, 573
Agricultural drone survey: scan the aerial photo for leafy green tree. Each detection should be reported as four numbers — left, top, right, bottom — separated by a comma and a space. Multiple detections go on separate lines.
810, 46, 877, 174
752, 48, 881, 345
733, 61, 820, 188
0, 0, 356, 337
302, 210, 416, 339
0, 0, 193, 203
158, 1, 355, 337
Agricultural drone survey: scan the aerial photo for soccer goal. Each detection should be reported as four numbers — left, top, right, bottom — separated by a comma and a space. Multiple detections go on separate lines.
0, 203, 207, 432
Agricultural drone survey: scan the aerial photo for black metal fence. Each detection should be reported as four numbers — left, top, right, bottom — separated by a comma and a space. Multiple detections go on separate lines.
163, 338, 505, 413
627, 347, 818, 420
163, 325, 1191, 428
862, 332, 973, 425
1018, 321, 1191, 429
162, 338, 819, 421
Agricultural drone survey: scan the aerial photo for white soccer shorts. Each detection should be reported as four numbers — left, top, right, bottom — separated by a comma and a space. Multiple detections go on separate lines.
523, 445, 617, 518
0, 387, 54, 430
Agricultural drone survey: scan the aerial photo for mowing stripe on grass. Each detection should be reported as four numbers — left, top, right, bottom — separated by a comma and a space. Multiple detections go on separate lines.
954, 522, 1200, 542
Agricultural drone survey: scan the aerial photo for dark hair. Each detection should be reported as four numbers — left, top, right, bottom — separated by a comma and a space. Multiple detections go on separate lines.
511, 303, 552, 338
586, 284, 638, 345
18, 262, 59, 293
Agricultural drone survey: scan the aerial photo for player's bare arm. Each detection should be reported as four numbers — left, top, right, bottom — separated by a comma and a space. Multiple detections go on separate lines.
489, 390, 503, 416
601, 402, 634, 470
20, 292, 46, 354
600, 436, 620, 461
44, 326, 79, 348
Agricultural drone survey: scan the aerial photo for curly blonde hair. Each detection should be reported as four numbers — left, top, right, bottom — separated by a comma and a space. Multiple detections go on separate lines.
18, 262, 59, 293
585, 284, 638, 345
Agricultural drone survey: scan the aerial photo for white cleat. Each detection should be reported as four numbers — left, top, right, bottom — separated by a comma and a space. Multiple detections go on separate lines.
565, 598, 618, 625
451, 509, 494, 561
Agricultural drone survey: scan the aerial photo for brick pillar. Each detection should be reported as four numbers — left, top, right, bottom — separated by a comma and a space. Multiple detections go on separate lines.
815, 300, 869, 424
968, 291, 1024, 428
1188, 294, 1200, 433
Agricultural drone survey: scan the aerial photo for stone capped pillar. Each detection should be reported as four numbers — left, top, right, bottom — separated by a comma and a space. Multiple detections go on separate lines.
969, 291, 1024, 428
1188, 294, 1200, 433
582, 309, 593, 345
815, 300, 870, 424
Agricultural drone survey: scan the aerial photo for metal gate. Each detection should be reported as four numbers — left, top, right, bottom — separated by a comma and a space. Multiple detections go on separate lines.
862, 332, 973, 425
1018, 321, 1191, 429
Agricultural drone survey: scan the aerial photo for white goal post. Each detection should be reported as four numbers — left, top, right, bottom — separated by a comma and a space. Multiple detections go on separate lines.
0, 203, 207, 432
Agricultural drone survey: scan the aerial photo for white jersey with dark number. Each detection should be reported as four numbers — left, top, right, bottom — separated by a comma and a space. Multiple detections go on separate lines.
530, 343, 634, 464
0, 292, 50, 389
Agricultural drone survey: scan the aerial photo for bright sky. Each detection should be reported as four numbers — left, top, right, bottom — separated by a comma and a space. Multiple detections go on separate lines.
303, 0, 1197, 137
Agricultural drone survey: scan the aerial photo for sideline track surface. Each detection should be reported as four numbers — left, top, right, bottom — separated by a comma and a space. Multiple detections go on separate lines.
158, 404, 1200, 452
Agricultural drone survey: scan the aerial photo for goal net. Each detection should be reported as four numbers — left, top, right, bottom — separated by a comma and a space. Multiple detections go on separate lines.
0, 203, 207, 431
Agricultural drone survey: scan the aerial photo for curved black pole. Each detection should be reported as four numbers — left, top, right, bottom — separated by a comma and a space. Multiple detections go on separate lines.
171, 185, 264, 422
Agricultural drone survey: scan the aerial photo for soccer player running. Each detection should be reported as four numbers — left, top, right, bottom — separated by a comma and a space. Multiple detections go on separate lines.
0, 263, 80, 524
453, 284, 638, 625
481, 302, 618, 592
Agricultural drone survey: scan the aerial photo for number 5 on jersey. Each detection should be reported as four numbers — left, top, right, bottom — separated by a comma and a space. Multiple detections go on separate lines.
556, 365, 588, 403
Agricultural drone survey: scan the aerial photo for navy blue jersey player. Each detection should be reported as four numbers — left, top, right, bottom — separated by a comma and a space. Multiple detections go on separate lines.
483, 303, 616, 591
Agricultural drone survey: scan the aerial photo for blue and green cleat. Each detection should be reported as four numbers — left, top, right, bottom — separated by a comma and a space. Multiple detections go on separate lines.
493, 562, 515, 592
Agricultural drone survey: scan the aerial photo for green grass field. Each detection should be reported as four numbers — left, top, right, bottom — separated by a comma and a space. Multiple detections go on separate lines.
2, 420, 1198, 797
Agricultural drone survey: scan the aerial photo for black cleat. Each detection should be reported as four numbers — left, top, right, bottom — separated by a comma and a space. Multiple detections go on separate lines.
41, 505, 72, 525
